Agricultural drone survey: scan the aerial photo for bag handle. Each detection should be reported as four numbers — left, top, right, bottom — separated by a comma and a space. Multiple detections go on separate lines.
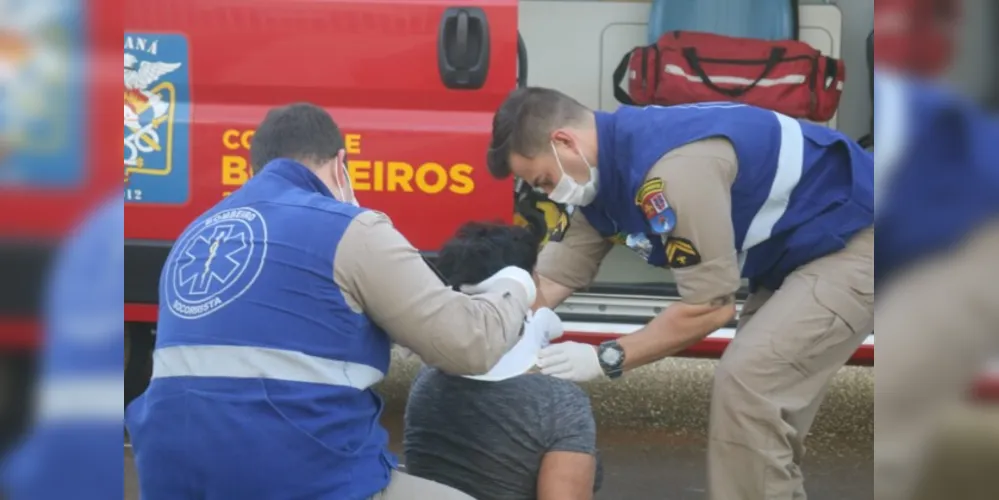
789, 0, 800, 40
613, 49, 637, 105
681, 47, 787, 98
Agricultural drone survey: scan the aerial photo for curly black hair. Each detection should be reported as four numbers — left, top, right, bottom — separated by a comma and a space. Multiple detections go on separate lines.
435, 222, 540, 287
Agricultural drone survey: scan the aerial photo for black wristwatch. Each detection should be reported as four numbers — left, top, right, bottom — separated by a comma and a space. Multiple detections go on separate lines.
597, 340, 626, 379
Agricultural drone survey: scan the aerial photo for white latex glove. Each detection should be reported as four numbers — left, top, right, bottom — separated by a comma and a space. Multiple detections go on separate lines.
459, 266, 537, 306
537, 341, 605, 382
530, 307, 564, 342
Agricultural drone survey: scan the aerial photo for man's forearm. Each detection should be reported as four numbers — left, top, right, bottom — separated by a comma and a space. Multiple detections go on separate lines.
537, 275, 577, 309
617, 302, 736, 371
335, 213, 533, 376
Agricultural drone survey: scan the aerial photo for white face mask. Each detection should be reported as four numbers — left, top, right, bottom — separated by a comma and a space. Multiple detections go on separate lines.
334, 159, 359, 207
548, 141, 598, 206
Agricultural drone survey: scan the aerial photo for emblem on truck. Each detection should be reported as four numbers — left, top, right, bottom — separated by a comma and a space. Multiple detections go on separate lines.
123, 33, 191, 204
0, 4, 83, 187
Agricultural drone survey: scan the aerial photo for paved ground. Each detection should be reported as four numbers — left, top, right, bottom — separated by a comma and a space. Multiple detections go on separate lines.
125, 355, 873, 499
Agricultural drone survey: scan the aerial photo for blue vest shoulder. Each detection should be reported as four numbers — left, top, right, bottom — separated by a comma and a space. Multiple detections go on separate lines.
875, 75, 999, 283
43, 195, 124, 377
145, 161, 395, 496
157, 161, 390, 369
584, 105, 873, 289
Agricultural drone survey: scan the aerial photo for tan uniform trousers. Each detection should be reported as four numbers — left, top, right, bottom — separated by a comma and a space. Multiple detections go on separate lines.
707, 227, 874, 500
907, 405, 999, 500
874, 220, 999, 500
370, 470, 476, 500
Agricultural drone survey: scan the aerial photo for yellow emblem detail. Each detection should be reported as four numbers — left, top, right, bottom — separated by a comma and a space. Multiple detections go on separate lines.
665, 237, 701, 268
635, 177, 665, 205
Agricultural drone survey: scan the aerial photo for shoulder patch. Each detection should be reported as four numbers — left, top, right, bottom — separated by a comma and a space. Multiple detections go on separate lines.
665, 237, 701, 268
635, 177, 676, 234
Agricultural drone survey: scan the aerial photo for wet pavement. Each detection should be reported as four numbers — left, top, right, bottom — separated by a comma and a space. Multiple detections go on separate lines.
124, 355, 873, 499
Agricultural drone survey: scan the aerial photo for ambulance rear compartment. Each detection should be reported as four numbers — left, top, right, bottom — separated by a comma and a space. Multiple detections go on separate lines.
540, 0, 991, 294
518, 0, 863, 291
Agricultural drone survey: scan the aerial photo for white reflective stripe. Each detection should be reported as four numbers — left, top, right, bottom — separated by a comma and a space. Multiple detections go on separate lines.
34, 375, 123, 423
152, 345, 385, 390
873, 71, 908, 215
741, 112, 804, 251
663, 64, 807, 87
562, 321, 875, 346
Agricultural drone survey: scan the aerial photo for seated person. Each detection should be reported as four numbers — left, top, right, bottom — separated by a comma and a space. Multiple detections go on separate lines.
404, 222, 602, 500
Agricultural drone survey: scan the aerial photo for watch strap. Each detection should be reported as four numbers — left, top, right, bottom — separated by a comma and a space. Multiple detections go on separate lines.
598, 340, 625, 379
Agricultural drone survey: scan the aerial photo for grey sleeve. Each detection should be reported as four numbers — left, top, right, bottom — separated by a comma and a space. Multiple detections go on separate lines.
544, 381, 598, 455
333, 211, 530, 376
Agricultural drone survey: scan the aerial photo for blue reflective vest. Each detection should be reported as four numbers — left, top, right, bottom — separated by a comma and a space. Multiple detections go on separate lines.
582, 104, 874, 290
875, 72, 999, 284
125, 160, 396, 500
2, 196, 124, 500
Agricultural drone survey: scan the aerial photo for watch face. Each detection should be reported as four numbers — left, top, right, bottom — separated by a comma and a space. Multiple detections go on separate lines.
600, 346, 622, 366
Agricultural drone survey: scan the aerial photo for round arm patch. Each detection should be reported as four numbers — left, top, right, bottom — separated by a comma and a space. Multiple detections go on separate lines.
635, 177, 677, 234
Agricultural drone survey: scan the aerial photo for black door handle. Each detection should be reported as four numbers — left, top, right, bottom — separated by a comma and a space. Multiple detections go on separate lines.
438, 7, 490, 90
517, 31, 528, 88
455, 10, 469, 61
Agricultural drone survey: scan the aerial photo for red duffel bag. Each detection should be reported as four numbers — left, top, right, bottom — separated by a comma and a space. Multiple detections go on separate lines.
613, 31, 845, 122
874, 0, 960, 77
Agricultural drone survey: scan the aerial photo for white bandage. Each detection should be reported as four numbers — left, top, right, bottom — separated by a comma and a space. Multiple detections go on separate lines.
464, 306, 554, 382
530, 307, 564, 342
459, 266, 537, 306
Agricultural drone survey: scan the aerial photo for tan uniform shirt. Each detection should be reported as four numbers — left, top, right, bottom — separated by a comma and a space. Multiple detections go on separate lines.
333, 211, 530, 375
537, 138, 742, 305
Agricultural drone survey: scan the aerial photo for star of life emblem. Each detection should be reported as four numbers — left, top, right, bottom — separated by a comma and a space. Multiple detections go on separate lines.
167, 208, 269, 319
177, 224, 248, 296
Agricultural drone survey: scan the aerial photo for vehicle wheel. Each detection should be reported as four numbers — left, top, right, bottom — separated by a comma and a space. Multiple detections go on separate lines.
125, 328, 131, 373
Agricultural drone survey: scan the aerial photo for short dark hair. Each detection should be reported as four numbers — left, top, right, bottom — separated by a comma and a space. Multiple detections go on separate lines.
436, 222, 540, 287
250, 103, 345, 173
487, 87, 590, 179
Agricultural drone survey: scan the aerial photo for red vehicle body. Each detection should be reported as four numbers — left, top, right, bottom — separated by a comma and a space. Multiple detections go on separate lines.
123, 0, 517, 320
0, 0, 118, 352
119, 0, 872, 366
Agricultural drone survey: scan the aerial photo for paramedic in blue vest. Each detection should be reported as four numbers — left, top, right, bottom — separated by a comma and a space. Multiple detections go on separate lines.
1, 196, 123, 500
873, 71, 999, 500
125, 103, 538, 500
487, 88, 874, 499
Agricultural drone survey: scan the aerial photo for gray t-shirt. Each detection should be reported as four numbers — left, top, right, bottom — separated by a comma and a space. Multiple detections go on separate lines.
403, 367, 602, 500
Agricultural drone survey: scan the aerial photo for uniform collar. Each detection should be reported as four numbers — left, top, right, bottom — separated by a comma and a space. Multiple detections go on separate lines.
261, 158, 336, 198
594, 111, 616, 171
593, 111, 620, 208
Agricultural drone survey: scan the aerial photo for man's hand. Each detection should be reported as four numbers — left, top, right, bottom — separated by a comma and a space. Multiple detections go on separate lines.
538, 342, 605, 382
